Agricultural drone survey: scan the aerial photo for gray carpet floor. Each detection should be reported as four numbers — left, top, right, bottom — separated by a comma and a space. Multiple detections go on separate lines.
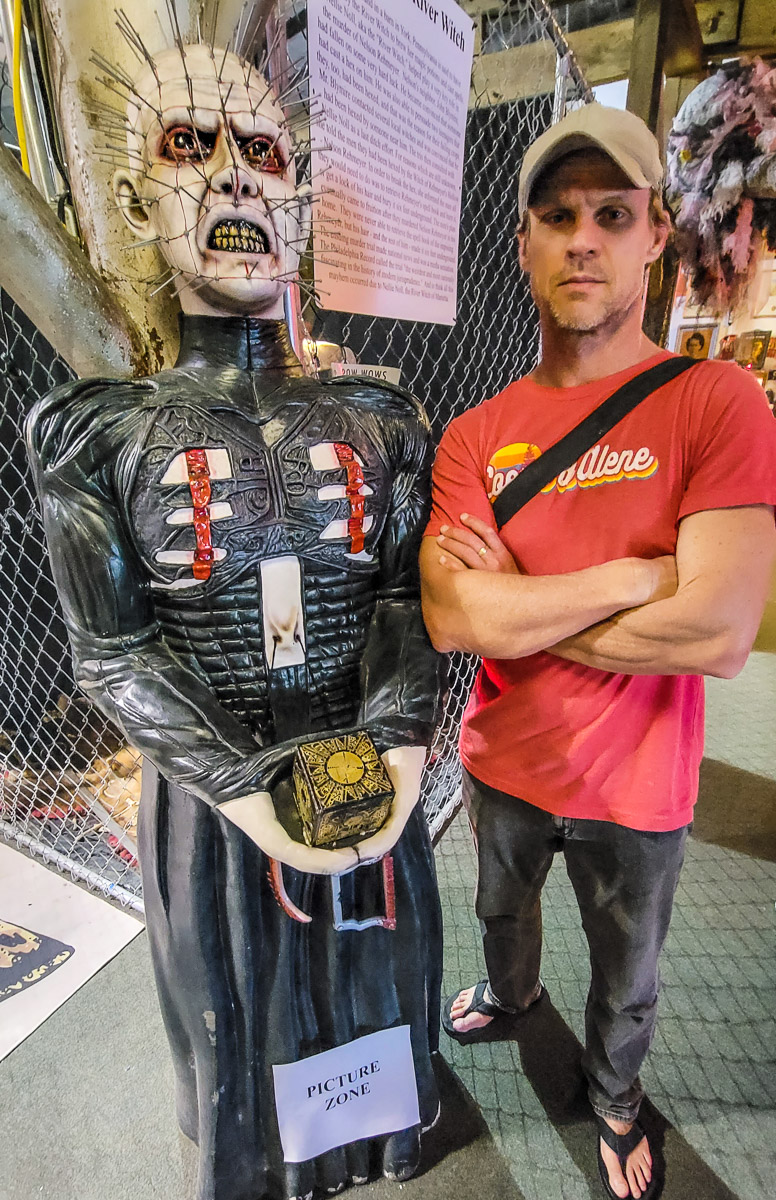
1, 653, 774, 1200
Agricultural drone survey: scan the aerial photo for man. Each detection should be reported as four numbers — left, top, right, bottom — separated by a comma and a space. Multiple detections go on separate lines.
27, 43, 442, 1200
420, 103, 776, 1200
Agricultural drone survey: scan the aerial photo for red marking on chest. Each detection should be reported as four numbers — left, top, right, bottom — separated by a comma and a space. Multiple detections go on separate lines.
185, 449, 214, 581
334, 443, 366, 554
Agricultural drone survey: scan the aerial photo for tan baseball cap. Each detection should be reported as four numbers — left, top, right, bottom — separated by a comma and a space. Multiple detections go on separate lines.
518, 103, 664, 216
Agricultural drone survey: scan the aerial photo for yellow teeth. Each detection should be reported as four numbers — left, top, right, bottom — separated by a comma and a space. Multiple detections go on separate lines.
208, 219, 269, 255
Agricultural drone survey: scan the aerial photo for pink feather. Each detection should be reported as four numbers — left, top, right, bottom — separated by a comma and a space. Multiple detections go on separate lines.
723, 197, 754, 273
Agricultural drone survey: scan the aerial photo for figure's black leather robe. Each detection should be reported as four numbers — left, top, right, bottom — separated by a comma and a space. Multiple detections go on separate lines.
26, 316, 444, 1200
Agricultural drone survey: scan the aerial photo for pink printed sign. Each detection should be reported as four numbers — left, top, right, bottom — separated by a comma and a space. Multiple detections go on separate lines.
309, 0, 474, 326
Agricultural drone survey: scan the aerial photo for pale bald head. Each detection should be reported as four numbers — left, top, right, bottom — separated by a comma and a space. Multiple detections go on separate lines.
125, 45, 292, 170
114, 43, 311, 319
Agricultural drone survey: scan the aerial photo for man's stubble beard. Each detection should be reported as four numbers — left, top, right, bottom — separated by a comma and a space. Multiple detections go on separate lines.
536, 277, 646, 338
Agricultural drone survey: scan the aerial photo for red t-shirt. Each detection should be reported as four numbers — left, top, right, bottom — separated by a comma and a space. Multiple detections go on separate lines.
426, 352, 776, 831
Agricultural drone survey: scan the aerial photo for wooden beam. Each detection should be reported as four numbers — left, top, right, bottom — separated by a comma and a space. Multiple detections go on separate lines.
625, 0, 689, 339
666, 0, 705, 75
627, 0, 669, 129
467, 0, 775, 111
739, 0, 776, 48
661, 75, 702, 129
695, 0, 742, 44
626, 0, 703, 123
569, 19, 634, 87
464, 0, 754, 52
460, 0, 501, 16
471, 38, 554, 106
470, 19, 634, 107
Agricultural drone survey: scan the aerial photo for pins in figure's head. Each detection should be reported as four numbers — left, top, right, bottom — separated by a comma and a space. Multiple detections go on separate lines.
112, 43, 312, 318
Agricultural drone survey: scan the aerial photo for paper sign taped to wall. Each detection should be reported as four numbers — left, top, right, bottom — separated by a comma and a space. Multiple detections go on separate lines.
272, 1025, 419, 1163
308, 0, 475, 325
330, 362, 402, 386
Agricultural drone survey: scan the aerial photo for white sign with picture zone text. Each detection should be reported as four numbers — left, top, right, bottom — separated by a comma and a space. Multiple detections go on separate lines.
272, 1025, 420, 1163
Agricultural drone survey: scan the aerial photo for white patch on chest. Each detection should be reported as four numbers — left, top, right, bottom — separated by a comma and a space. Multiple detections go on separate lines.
309, 443, 365, 471
160, 447, 234, 485
319, 516, 375, 541
165, 501, 234, 526
154, 548, 228, 565
260, 555, 307, 669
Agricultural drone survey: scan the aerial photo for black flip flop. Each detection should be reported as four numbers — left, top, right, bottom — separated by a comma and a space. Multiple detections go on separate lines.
441, 979, 545, 1045
596, 1115, 662, 1200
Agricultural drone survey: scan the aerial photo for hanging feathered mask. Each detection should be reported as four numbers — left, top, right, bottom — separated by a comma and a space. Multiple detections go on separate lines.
667, 58, 776, 313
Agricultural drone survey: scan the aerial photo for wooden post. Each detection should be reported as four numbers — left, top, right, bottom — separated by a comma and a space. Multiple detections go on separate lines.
627, 0, 704, 344
626, 0, 670, 130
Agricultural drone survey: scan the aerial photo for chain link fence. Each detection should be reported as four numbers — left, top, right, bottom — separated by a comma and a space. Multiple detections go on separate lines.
0, 2, 591, 910
0, 49, 143, 907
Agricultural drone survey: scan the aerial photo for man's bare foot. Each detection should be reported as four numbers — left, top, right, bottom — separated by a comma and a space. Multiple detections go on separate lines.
449, 981, 543, 1034
449, 983, 497, 1033
599, 1117, 652, 1199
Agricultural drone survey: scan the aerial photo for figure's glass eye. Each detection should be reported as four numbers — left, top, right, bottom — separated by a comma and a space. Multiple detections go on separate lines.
240, 136, 286, 174
162, 126, 213, 163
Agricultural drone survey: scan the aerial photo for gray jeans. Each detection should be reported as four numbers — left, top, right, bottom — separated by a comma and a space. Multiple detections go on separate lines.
462, 769, 690, 1123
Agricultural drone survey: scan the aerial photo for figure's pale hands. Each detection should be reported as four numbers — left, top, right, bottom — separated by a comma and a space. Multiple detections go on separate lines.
353, 744, 426, 864
437, 513, 519, 574
218, 745, 426, 874
219, 791, 359, 875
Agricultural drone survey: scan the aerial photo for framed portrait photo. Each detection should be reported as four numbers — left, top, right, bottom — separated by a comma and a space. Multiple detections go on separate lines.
736, 329, 771, 369
676, 324, 717, 361
749, 330, 770, 370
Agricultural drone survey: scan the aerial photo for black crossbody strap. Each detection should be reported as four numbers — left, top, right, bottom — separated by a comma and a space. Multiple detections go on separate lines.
492, 356, 698, 531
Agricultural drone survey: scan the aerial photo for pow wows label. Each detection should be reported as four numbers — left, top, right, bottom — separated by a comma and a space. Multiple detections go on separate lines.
486, 441, 658, 502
